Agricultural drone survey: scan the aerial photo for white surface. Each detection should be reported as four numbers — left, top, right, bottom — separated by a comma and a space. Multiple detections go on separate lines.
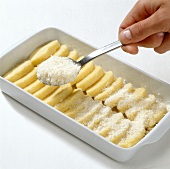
0, 0, 170, 169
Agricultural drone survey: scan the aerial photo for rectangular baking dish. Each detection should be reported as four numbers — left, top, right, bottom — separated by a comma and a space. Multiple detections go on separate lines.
0, 27, 170, 162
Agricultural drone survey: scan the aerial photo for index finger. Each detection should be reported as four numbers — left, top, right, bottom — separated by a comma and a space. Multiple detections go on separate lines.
119, 0, 159, 33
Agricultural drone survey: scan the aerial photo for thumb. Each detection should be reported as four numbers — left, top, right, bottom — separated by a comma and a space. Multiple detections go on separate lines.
119, 11, 167, 45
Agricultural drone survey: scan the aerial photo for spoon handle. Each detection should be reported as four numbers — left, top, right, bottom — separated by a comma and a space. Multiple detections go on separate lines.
79, 40, 122, 66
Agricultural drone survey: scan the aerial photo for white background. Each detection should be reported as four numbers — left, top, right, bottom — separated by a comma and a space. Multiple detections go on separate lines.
0, 0, 170, 169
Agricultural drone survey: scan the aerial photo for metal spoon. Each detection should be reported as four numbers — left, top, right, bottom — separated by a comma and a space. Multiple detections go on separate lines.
37, 40, 122, 86
74, 40, 122, 67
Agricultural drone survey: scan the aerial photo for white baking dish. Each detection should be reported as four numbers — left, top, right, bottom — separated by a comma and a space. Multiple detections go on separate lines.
0, 27, 170, 162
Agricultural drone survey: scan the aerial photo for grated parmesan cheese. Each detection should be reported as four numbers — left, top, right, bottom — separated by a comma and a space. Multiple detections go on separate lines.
37, 56, 81, 86
166, 101, 170, 112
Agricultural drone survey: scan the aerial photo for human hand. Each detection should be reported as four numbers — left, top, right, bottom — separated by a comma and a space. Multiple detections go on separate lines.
119, 0, 170, 54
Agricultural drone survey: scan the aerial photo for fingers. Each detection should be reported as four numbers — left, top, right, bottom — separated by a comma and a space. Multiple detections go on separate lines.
119, 11, 167, 45
119, 0, 151, 32
154, 33, 170, 53
118, 0, 170, 54
122, 44, 138, 55
138, 33, 164, 48
118, 0, 170, 45
122, 33, 164, 54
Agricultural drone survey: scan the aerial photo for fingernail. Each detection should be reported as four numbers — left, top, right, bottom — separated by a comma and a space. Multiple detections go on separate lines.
157, 32, 164, 37
123, 30, 132, 40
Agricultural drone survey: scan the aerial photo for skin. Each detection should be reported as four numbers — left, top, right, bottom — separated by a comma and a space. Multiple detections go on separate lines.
119, 0, 170, 54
